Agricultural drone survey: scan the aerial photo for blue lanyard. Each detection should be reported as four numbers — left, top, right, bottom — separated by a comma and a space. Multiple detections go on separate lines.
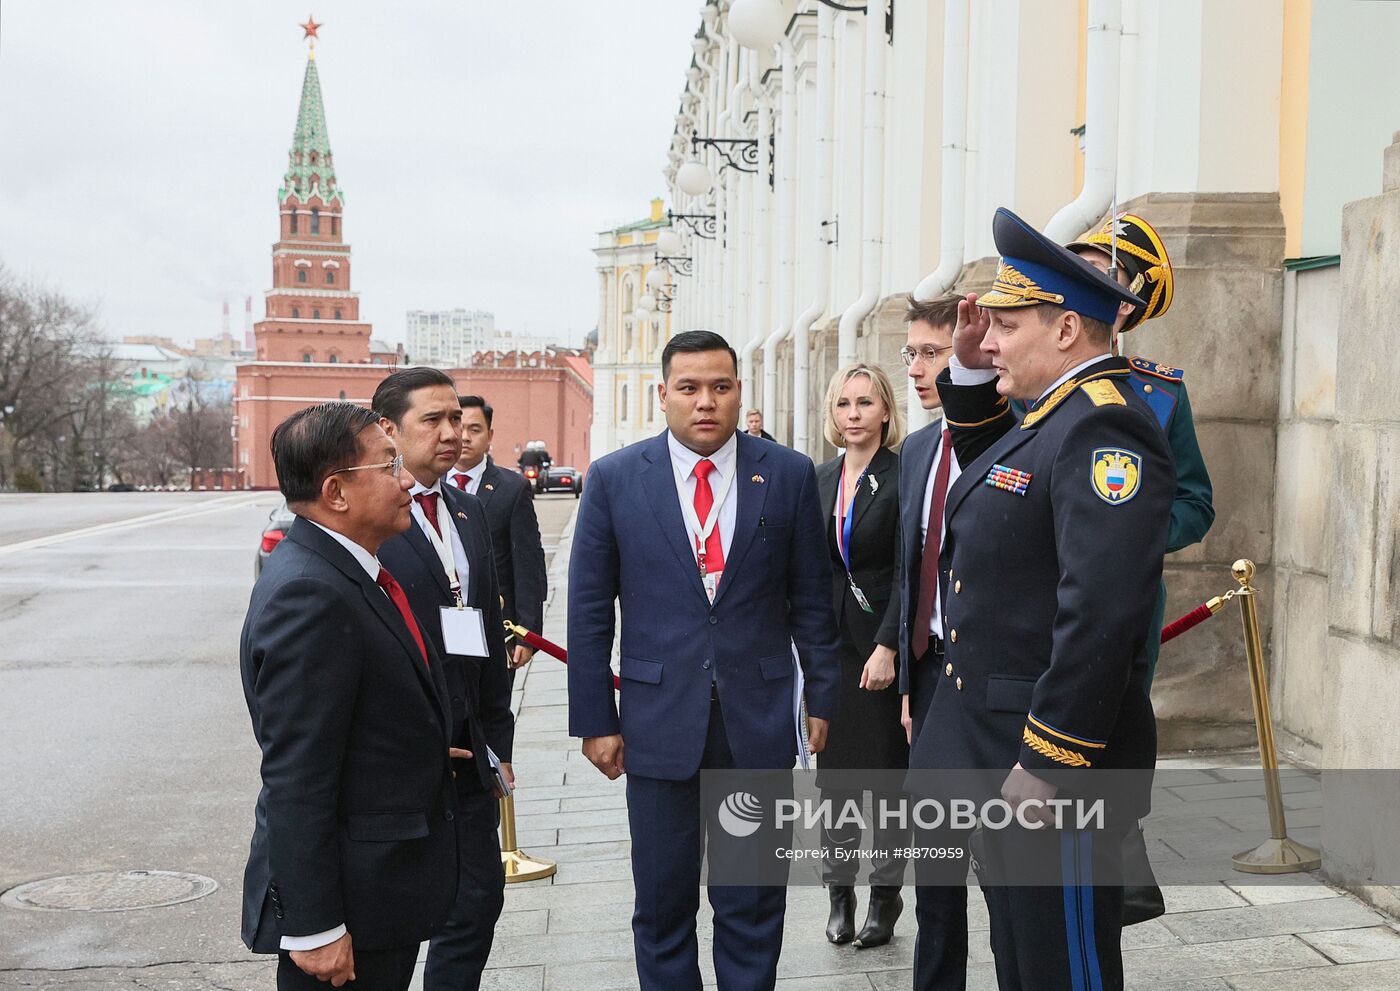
838, 468, 868, 572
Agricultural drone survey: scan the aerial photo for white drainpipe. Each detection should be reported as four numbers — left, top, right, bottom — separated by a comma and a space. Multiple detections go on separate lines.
762, 37, 797, 433
790, 2, 836, 456
740, 54, 770, 397
835, 2, 887, 367
909, 0, 969, 430
1044, 0, 1123, 243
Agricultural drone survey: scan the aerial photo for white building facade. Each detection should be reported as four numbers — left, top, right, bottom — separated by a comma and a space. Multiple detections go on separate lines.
591, 198, 674, 456
406, 309, 496, 367
630, 0, 1400, 912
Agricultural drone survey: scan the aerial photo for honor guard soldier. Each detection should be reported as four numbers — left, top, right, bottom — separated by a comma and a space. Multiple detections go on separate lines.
1066, 214, 1215, 690
907, 208, 1175, 991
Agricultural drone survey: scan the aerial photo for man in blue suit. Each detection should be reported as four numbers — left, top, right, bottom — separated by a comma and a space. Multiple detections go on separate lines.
568, 330, 842, 991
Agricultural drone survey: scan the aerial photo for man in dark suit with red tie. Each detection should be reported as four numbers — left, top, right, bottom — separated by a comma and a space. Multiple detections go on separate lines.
240, 402, 457, 991
445, 395, 547, 672
372, 368, 514, 991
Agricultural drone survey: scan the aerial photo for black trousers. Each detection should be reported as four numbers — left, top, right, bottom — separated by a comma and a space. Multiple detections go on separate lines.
277, 944, 418, 991
820, 786, 911, 887
911, 824, 971, 991
423, 786, 506, 991
980, 827, 1126, 991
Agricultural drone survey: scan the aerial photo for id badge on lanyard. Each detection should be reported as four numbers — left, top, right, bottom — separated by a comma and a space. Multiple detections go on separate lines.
677, 461, 734, 603
836, 470, 876, 614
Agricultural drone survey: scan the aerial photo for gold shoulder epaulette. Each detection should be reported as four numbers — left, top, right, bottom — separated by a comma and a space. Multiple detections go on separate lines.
1080, 380, 1125, 407
1129, 355, 1184, 382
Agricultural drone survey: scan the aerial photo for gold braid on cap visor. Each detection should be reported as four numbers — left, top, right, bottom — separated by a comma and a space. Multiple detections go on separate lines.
982, 261, 1066, 306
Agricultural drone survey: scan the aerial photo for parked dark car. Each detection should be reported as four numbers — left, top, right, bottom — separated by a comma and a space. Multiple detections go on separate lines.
539, 466, 582, 498
255, 501, 297, 577
107, 482, 136, 492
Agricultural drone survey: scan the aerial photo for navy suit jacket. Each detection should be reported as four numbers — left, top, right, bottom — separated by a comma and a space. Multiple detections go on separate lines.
567, 430, 842, 780
895, 417, 947, 697
378, 485, 514, 792
240, 519, 457, 953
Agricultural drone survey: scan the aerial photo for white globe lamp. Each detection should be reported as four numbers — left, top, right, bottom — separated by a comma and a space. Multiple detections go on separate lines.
728, 0, 787, 50
676, 160, 714, 197
657, 229, 685, 256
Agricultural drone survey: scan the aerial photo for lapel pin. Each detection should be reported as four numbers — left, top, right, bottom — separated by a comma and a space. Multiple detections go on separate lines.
456, 511, 467, 520
868, 474, 879, 494
751, 474, 765, 484
484, 483, 494, 491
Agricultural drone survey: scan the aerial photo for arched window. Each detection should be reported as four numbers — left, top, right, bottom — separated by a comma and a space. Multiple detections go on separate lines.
291, 307, 300, 318
621, 276, 635, 316
334, 309, 342, 320
310, 207, 320, 234
623, 318, 633, 355
620, 384, 629, 420
288, 211, 298, 235
331, 215, 339, 235
325, 270, 334, 284
312, 309, 321, 319
328, 353, 338, 364
338, 390, 347, 400
297, 269, 307, 283
301, 352, 312, 363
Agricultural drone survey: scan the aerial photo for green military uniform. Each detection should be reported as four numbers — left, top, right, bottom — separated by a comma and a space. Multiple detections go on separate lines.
1068, 215, 1215, 690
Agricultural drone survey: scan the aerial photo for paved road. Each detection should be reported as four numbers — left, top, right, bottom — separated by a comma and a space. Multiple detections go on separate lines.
0, 491, 578, 989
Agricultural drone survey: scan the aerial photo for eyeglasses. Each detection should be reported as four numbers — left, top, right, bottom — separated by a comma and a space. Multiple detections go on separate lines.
900, 344, 955, 367
331, 454, 404, 478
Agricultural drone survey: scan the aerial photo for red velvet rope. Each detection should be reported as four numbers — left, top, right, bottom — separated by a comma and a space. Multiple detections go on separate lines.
517, 627, 621, 691
1160, 602, 1216, 645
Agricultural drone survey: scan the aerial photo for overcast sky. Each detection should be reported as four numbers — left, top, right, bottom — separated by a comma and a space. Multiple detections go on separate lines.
0, 1, 698, 348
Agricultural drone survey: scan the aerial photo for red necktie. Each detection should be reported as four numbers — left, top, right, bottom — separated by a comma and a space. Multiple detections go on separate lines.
376, 566, 430, 668
451, 473, 469, 491
413, 492, 442, 538
912, 429, 953, 658
692, 458, 725, 575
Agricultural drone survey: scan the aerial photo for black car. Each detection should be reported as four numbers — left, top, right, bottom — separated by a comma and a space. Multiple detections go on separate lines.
539, 466, 582, 497
255, 501, 297, 577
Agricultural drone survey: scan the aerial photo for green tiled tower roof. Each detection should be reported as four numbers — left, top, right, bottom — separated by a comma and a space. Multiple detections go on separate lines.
279, 52, 343, 205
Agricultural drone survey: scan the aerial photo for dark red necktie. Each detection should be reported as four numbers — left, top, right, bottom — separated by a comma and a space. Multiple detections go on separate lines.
451, 473, 469, 490
692, 458, 725, 575
413, 491, 442, 538
912, 429, 953, 658
376, 566, 429, 668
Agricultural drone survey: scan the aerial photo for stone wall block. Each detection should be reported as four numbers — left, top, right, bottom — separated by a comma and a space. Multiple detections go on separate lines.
1338, 193, 1400, 421
1369, 427, 1400, 644
1272, 570, 1329, 752
1289, 265, 1340, 420
1327, 426, 1379, 638
1170, 421, 1275, 567
1272, 421, 1333, 573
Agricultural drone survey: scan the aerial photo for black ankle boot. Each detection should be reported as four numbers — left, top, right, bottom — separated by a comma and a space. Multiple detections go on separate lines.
825, 885, 856, 944
853, 885, 903, 948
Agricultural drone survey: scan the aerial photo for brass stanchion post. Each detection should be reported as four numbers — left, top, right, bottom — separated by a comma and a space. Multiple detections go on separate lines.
500, 793, 556, 883
1229, 559, 1321, 874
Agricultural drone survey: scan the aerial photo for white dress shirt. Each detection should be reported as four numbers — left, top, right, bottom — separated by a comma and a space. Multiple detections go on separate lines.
409, 478, 471, 594
918, 417, 962, 640
667, 430, 738, 568
446, 459, 487, 495
280, 519, 381, 951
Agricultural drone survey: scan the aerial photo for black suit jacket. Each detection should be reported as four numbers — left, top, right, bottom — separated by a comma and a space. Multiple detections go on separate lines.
240, 519, 457, 954
475, 459, 547, 637
894, 418, 950, 697
378, 485, 514, 791
908, 357, 1173, 816
815, 446, 901, 654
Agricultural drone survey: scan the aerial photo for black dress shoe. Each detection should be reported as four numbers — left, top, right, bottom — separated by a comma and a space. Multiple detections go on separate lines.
825, 885, 856, 944
853, 885, 903, 948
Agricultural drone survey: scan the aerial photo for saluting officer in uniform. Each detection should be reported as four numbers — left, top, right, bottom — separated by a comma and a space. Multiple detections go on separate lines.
1065, 213, 1215, 689
908, 208, 1174, 991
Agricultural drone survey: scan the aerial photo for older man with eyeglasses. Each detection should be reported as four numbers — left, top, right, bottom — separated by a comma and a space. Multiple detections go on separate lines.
239, 401, 458, 991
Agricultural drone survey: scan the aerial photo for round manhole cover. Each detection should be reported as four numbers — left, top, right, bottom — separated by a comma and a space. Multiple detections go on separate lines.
1, 871, 219, 912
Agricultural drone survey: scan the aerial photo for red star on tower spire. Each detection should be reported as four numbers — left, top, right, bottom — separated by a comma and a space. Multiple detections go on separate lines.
300, 15, 321, 43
